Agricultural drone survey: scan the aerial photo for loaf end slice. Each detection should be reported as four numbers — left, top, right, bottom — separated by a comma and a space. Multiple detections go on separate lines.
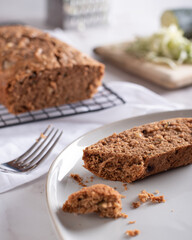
62, 184, 126, 218
83, 118, 192, 183
0, 25, 104, 114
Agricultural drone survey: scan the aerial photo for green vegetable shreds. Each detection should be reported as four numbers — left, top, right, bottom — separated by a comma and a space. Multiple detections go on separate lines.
126, 25, 192, 68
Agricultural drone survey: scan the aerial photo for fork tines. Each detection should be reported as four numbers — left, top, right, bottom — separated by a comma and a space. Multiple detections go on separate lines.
1, 126, 63, 173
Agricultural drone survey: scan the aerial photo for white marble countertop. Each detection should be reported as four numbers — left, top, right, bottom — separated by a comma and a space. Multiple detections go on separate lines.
1, 2, 192, 239
1, 176, 57, 240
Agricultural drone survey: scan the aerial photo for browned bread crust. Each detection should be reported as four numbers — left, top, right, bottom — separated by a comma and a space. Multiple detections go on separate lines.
0, 25, 104, 114
62, 184, 126, 218
83, 118, 192, 183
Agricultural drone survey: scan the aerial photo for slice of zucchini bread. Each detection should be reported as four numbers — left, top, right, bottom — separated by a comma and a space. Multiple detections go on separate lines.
62, 184, 126, 218
83, 118, 192, 183
0, 25, 104, 114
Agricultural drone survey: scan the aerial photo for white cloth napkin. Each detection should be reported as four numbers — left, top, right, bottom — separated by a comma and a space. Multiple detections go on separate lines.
0, 81, 182, 193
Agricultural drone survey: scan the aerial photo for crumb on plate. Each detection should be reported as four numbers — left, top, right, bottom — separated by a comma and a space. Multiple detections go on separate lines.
128, 221, 136, 224
132, 201, 141, 209
151, 195, 165, 203
121, 213, 128, 218
70, 173, 87, 187
132, 190, 165, 208
125, 229, 140, 237
90, 176, 94, 182
123, 183, 128, 191
154, 190, 159, 194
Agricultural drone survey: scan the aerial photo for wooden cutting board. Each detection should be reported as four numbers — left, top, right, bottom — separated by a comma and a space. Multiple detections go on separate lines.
94, 42, 192, 89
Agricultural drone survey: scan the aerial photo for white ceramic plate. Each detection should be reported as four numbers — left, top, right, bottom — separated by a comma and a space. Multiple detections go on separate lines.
47, 109, 192, 240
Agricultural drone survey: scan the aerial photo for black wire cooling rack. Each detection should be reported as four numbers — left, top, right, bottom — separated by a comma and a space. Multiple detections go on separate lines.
0, 84, 125, 128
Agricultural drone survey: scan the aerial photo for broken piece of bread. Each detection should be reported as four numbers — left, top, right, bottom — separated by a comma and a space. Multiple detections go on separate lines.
62, 184, 127, 218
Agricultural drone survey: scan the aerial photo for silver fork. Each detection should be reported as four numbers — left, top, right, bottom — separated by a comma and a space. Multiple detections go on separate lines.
0, 125, 63, 173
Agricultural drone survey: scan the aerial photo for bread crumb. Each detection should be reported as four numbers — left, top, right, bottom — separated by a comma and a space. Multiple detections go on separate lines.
123, 183, 128, 191
125, 229, 140, 237
138, 190, 149, 203
90, 176, 94, 182
154, 190, 159, 194
141, 190, 154, 198
40, 133, 46, 139
121, 213, 128, 218
128, 221, 136, 224
132, 201, 141, 208
151, 195, 165, 203
132, 190, 165, 208
36, 132, 47, 142
70, 174, 87, 187
84, 175, 94, 184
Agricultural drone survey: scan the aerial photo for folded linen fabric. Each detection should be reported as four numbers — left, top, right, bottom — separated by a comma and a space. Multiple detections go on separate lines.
0, 81, 182, 193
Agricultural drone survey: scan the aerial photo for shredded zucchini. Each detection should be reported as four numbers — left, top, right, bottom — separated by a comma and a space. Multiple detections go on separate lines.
126, 25, 192, 68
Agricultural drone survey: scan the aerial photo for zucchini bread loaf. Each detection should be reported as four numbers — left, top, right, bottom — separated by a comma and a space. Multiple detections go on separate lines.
83, 118, 192, 183
62, 184, 126, 218
0, 25, 104, 114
